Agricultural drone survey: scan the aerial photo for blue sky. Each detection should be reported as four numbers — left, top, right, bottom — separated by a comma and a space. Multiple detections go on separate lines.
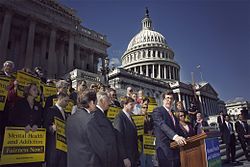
61, 0, 250, 101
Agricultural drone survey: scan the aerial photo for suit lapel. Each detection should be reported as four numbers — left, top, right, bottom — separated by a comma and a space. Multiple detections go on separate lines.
121, 111, 136, 130
161, 106, 175, 128
54, 106, 66, 121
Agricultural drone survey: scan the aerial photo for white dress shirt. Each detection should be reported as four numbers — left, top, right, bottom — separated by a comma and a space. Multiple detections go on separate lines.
55, 103, 65, 120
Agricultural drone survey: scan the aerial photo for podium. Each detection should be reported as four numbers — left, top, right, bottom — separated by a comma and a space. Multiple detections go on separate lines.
170, 131, 221, 167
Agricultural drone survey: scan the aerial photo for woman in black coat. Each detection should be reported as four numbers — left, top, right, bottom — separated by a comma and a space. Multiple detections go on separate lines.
178, 111, 195, 138
8, 83, 44, 167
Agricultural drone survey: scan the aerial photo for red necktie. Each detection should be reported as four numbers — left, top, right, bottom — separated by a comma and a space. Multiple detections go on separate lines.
168, 111, 176, 126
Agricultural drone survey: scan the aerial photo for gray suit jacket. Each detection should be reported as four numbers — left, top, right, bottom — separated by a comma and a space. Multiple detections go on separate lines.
91, 107, 119, 167
66, 108, 102, 167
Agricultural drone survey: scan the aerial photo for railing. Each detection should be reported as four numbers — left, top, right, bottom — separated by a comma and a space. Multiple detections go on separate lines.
76, 25, 107, 42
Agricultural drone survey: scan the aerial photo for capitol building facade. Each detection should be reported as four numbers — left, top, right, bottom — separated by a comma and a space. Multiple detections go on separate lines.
121, 9, 180, 82
109, 9, 221, 117
0, 0, 110, 79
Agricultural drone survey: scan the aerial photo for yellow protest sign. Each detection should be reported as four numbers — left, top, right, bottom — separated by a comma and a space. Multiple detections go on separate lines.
148, 104, 157, 113
42, 84, 57, 98
42, 84, 57, 107
138, 139, 142, 153
107, 106, 121, 122
0, 127, 46, 165
0, 78, 10, 111
147, 97, 157, 112
54, 117, 67, 152
148, 97, 157, 105
131, 115, 145, 136
65, 100, 74, 113
143, 135, 156, 155
16, 71, 40, 100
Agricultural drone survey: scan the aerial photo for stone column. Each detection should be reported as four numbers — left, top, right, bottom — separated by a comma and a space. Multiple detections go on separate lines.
40, 36, 47, 69
58, 41, 65, 75
24, 20, 36, 68
178, 93, 181, 101
205, 98, 209, 115
152, 64, 155, 78
209, 98, 212, 115
89, 51, 94, 72
198, 95, 203, 113
140, 65, 143, 75
68, 33, 74, 71
158, 64, 161, 78
176, 68, 178, 80
48, 28, 57, 78
182, 95, 186, 110
173, 67, 175, 80
18, 27, 28, 69
173, 68, 176, 80
100, 57, 104, 70
134, 67, 136, 73
177, 69, 179, 80
0, 10, 12, 65
155, 50, 158, 58
146, 65, 149, 76
201, 96, 206, 115
75, 45, 80, 69
164, 65, 167, 79
169, 66, 172, 79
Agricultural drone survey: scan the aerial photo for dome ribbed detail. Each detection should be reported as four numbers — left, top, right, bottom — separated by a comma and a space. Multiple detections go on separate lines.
127, 29, 167, 51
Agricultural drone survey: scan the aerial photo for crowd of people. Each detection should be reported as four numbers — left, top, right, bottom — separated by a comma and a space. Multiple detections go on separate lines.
0, 60, 249, 167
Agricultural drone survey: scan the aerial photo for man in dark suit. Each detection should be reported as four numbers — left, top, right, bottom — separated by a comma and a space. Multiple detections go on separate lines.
235, 113, 250, 160
217, 111, 225, 142
44, 80, 68, 111
91, 91, 119, 167
152, 91, 186, 167
113, 96, 139, 167
66, 90, 111, 167
217, 111, 225, 126
221, 114, 236, 163
44, 92, 69, 167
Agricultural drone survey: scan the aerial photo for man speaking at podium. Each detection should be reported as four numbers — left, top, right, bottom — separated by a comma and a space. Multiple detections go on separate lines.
152, 91, 186, 167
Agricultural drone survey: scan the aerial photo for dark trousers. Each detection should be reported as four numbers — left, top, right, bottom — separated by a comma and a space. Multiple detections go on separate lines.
157, 148, 180, 167
226, 134, 236, 162
46, 150, 67, 167
239, 138, 249, 159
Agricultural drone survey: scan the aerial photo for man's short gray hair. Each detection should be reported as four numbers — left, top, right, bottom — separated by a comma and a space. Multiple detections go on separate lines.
56, 80, 69, 89
3, 61, 14, 68
96, 91, 109, 103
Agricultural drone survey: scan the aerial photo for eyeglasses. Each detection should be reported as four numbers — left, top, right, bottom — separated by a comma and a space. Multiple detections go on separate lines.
179, 115, 185, 117
142, 107, 148, 109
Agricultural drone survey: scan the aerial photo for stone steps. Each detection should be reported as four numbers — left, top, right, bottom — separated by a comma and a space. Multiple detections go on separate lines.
219, 137, 246, 164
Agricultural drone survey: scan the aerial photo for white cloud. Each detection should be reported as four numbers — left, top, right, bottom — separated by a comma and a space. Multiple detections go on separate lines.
110, 57, 121, 67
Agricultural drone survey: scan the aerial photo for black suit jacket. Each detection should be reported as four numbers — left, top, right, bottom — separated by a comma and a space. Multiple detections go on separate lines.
235, 121, 248, 141
66, 108, 111, 167
113, 111, 139, 167
44, 94, 57, 111
221, 122, 236, 144
152, 106, 184, 160
8, 98, 43, 127
44, 105, 67, 167
217, 115, 224, 126
91, 107, 119, 167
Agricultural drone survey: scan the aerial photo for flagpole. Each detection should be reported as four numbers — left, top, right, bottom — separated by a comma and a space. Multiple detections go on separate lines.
196, 65, 204, 82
